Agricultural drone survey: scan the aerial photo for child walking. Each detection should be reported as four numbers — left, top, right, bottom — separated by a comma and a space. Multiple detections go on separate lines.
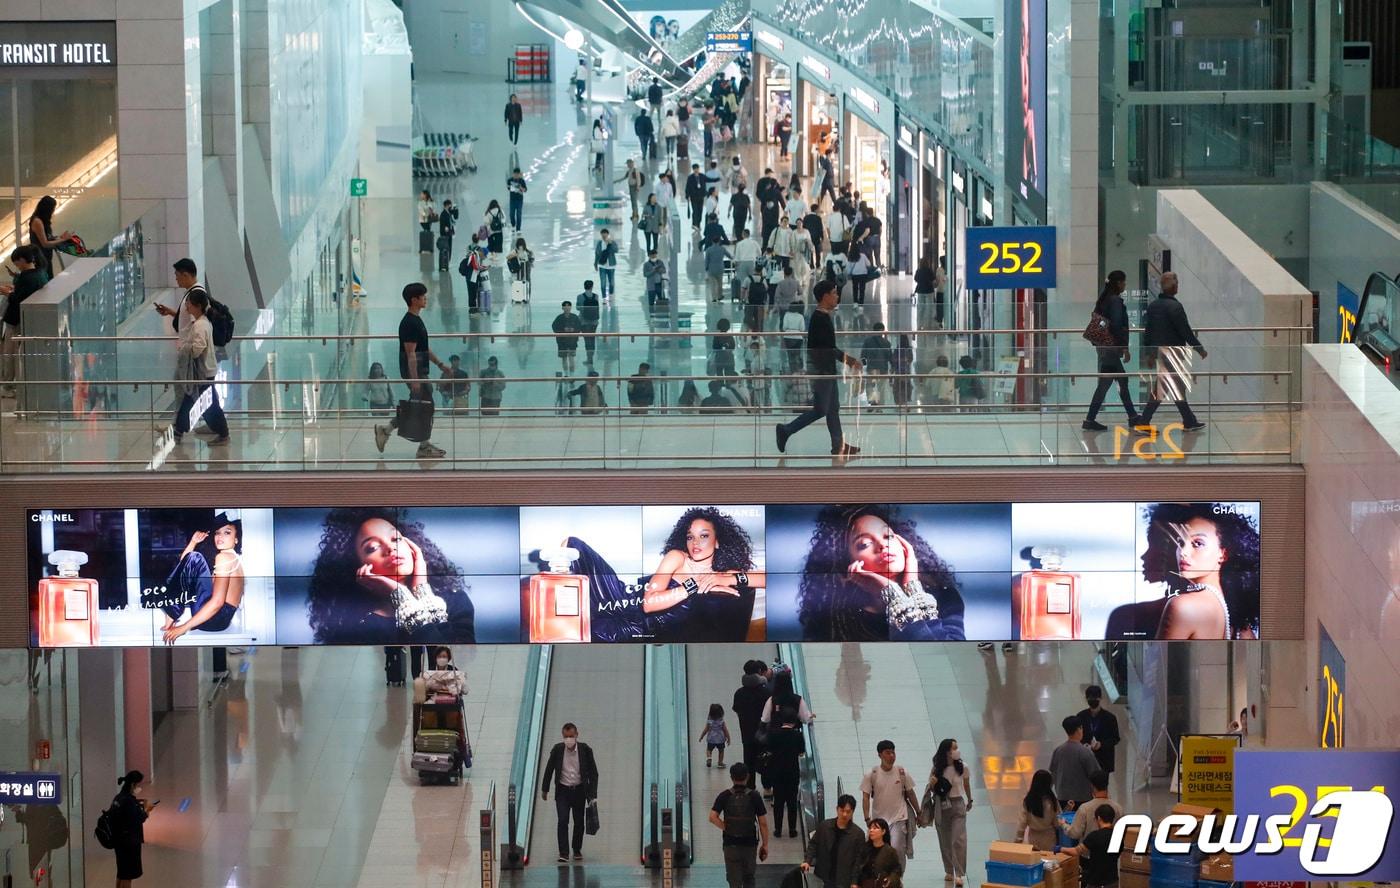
699, 702, 731, 768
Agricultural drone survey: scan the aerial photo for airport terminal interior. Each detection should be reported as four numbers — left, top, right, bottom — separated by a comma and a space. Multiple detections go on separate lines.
0, 0, 1398, 886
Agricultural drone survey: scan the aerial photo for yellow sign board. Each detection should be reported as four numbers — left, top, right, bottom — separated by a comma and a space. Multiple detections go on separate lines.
1179, 734, 1240, 813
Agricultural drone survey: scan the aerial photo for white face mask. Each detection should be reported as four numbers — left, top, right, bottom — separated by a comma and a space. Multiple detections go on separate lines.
563, 737, 578, 749
436, 660, 449, 669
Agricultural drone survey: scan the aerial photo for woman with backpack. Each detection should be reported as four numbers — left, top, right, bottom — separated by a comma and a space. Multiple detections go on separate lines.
107, 770, 152, 886
1082, 269, 1140, 430
758, 670, 813, 838
483, 200, 507, 256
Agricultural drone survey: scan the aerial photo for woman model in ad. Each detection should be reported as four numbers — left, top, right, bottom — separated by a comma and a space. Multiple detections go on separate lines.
795, 505, 966, 641
1108, 502, 1260, 640
642, 506, 765, 642
305, 508, 476, 645
159, 514, 245, 644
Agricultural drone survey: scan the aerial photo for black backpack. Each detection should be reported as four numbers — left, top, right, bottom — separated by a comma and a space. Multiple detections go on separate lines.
722, 788, 760, 841
188, 285, 234, 347
94, 803, 121, 849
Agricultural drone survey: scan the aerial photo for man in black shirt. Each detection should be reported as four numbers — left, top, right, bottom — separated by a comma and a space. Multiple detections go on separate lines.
755, 168, 779, 206
685, 163, 707, 231
503, 93, 523, 145
710, 763, 769, 888
802, 794, 863, 888
1077, 685, 1121, 774
775, 279, 862, 457
1137, 271, 1207, 433
576, 283, 600, 365
375, 282, 449, 459
552, 300, 583, 375
731, 660, 771, 789
1065, 806, 1121, 888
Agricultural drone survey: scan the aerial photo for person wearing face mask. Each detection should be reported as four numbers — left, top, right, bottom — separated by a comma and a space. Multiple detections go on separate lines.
927, 738, 974, 885
109, 770, 154, 887
541, 723, 599, 863
419, 646, 466, 702
1075, 686, 1120, 774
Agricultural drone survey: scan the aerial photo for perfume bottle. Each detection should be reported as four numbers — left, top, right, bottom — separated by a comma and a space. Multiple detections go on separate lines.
1014, 546, 1081, 640
37, 550, 100, 647
526, 547, 591, 643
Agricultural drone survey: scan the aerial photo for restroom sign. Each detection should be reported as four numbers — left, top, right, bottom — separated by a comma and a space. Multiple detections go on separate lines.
0, 772, 63, 806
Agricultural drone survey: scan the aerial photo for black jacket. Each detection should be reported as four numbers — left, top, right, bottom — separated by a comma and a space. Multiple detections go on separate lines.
1076, 705, 1121, 773
634, 112, 654, 139
732, 676, 771, 740
686, 172, 708, 201
1143, 293, 1203, 350
648, 83, 664, 105
1096, 292, 1130, 348
805, 818, 864, 886
542, 741, 599, 797
504, 102, 523, 124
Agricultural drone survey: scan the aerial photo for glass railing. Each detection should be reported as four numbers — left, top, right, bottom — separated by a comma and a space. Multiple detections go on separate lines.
643, 643, 691, 867
1, 325, 1306, 471
779, 642, 825, 833
504, 645, 552, 868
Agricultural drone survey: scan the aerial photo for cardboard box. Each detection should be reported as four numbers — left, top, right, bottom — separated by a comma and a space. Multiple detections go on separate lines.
990, 841, 1045, 865
1119, 869, 1151, 888
1170, 803, 1220, 819
1199, 853, 1233, 881
984, 882, 1044, 888
1119, 827, 1152, 873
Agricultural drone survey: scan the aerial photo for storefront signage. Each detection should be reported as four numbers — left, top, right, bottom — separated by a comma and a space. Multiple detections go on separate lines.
899, 126, 915, 148
965, 225, 1057, 289
0, 22, 116, 68
1179, 734, 1239, 813
1318, 624, 1345, 747
705, 31, 752, 53
0, 772, 62, 805
754, 29, 784, 51
801, 55, 830, 80
850, 85, 880, 115
1232, 750, 1400, 881
27, 501, 1263, 647
1338, 282, 1359, 343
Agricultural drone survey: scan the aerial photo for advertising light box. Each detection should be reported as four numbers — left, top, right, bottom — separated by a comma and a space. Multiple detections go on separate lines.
27, 502, 1262, 647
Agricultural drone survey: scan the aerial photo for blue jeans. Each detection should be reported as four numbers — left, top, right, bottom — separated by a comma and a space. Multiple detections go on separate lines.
509, 194, 523, 230
597, 267, 615, 299
174, 380, 228, 438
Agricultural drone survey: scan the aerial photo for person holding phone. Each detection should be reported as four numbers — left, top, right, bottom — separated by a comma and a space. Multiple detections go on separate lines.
111, 770, 154, 887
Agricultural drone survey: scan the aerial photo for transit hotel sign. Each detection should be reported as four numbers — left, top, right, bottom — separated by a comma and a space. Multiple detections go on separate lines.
0, 21, 116, 69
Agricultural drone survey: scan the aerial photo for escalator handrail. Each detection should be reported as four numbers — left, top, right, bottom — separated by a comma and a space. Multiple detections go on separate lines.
779, 642, 826, 833
506, 644, 553, 865
643, 644, 692, 866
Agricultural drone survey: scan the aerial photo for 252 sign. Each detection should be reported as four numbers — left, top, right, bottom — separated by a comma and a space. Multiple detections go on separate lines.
965, 225, 1057, 290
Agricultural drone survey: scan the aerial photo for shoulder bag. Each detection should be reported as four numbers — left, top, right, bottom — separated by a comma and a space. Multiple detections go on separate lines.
1083, 311, 1116, 347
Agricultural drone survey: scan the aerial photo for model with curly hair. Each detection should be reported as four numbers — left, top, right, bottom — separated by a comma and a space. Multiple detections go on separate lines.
643, 506, 765, 642
796, 505, 966, 641
1108, 502, 1260, 640
305, 508, 475, 644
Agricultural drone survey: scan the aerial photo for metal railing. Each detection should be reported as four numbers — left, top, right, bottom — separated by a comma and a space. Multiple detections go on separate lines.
504, 645, 552, 869
643, 644, 692, 868
779, 642, 825, 842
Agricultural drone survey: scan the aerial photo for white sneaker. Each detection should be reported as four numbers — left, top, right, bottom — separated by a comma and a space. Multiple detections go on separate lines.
416, 442, 446, 459
374, 424, 390, 453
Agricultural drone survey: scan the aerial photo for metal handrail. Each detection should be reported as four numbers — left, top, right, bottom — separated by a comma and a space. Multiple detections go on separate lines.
504, 645, 552, 869
779, 642, 824, 843
12, 323, 1314, 343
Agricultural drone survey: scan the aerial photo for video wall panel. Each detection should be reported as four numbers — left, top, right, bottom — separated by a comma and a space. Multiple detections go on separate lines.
27, 501, 1262, 647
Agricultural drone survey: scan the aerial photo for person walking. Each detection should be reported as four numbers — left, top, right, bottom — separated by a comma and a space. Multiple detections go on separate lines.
686, 163, 708, 232
618, 159, 646, 220
540, 723, 599, 863
661, 110, 680, 160
109, 770, 153, 888
928, 738, 974, 885
776, 280, 862, 457
504, 93, 524, 145
594, 229, 618, 302
574, 57, 588, 101
1076, 686, 1121, 775
711, 318, 738, 378
759, 671, 812, 838
648, 77, 665, 126
507, 168, 528, 230
552, 300, 583, 375
436, 354, 471, 412
170, 287, 230, 446
779, 299, 807, 375
1017, 770, 1061, 851
375, 282, 449, 459
860, 740, 920, 869
436, 198, 458, 273
1137, 271, 1207, 433
641, 194, 665, 253
416, 190, 435, 253
802, 793, 864, 888
1049, 716, 1101, 810
479, 356, 505, 415
643, 248, 667, 306
459, 234, 485, 311
861, 321, 893, 407
704, 238, 730, 303
700, 702, 732, 768
1083, 270, 1140, 430
710, 763, 770, 888
731, 660, 771, 791
817, 150, 838, 208
729, 184, 751, 242
576, 281, 601, 365
634, 107, 655, 162
732, 228, 760, 301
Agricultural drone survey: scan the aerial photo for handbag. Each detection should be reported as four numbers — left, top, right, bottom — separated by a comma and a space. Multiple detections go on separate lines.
394, 398, 435, 443
584, 799, 601, 835
1083, 311, 1116, 347
918, 784, 938, 828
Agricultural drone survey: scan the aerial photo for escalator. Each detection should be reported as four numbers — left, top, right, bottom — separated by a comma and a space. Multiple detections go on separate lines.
1352, 270, 1400, 375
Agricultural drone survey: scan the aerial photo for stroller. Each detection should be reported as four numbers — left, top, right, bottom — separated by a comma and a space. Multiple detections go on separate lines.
412, 697, 470, 785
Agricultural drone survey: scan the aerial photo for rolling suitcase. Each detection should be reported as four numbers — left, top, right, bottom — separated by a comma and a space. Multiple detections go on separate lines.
415, 729, 459, 754
437, 236, 451, 271
419, 228, 433, 253
510, 278, 529, 303
384, 647, 406, 686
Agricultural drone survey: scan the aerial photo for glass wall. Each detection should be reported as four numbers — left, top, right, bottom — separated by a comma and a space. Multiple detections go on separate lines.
0, 77, 119, 262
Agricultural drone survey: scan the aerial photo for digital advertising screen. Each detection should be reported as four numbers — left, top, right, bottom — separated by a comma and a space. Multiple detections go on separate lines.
26, 501, 1263, 648
1004, 0, 1048, 220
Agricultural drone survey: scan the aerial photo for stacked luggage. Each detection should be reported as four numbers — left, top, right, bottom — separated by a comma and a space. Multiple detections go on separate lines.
411, 699, 471, 785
